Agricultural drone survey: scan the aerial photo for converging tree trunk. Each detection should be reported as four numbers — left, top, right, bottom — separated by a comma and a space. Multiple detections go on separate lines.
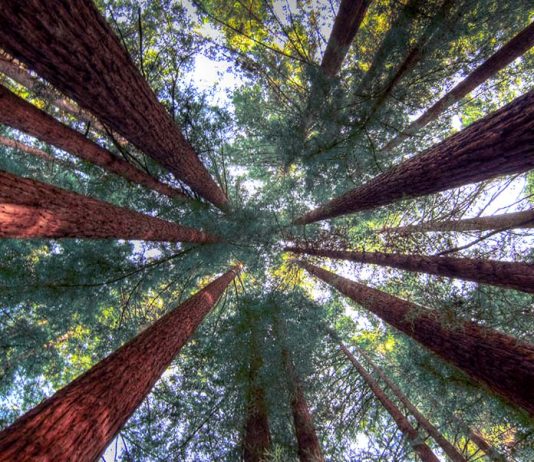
295, 89, 534, 224
0, 1, 228, 208
329, 335, 440, 462
0, 170, 217, 242
297, 261, 534, 416
382, 209, 534, 234
285, 246, 534, 293
0, 85, 187, 199
0, 266, 240, 462
0, 134, 56, 163
382, 21, 534, 152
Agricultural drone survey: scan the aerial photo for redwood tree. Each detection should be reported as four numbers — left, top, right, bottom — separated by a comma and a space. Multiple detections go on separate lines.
0, 170, 217, 242
285, 246, 534, 293
0, 266, 239, 462
0, 1, 228, 208
295, 89, 534, 224
297, 261, 534, 416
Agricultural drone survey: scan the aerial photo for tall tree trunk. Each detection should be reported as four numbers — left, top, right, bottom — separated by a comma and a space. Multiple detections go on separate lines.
0, 1, 228, 208
349, 343, 466, 462
331, 336, 440, 462
0, 85, 187, 200
295, 89, 534, 224
320, 0, 371, 77
0, 170, 217, 242
382, 22, 534, 152
297, 261, 534, 416
285, 246, 534, 293
0, 266, 239, 462
0, 134, 56, 163
468, 428, 507, 462
382, 209, 534, 234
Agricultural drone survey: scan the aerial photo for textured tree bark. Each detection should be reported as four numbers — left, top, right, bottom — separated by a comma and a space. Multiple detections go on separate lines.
332, 338, 440, 462
295, 89, 534, 224
0, 170, 217, 242
0, 266, 239, 462
0, 85, 187, 199
0, 134, 56, 163
382, 209, 534, 234
0, 1, 228, 208
297, 261, 534, 416
320, 0, 371, 77
350, 343, 466, 462
285, 246, 534, 293
382, 21, 534, 152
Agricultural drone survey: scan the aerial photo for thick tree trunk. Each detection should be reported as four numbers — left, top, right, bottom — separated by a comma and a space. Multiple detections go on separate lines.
297, 261, 534, 416
0, 266, 239, 462
320, 0, 371, 77
382, 22, 534, 152
350, 343, 466, 462
382, 209, 534, 234
0, 134, 56, 163
285, 246, 534, 293
333, 338, 440, 462
295, 89, 534, 224
0, 85, 187, 199
0, 1, 228, 208
0, 170, 217, 242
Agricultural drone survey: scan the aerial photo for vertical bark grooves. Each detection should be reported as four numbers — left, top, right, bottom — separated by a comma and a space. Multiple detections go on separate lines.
320, 0, 371, 77
0, 170, 218, 242
383, 22, 534, 152
382, 209, 534, 234
0, 85, 187, 199
298, 261, 534, 416
336, 340, 440, 462
295, 90, 534, 224
351, 344, 466, 462
0, 267, 239, 462
285, 246, 534, 293
0, 1, 228, 207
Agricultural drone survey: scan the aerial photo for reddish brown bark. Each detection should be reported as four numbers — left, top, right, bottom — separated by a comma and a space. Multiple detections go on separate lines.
285, 246, 534, 293
0, 85, 187, 199
334, 339, 440, 462
0, 267, 239, 462
0, 134, 55, 163
383, 209, 534, 234
468, 428, 507, 462
383, 22, 534, 152
0, 1, 228, 208
298, 261, 534, 416
320, 0, 371, 77
0, 170, 217, 242
351, 344, 466, 462
295, 90, 534, 224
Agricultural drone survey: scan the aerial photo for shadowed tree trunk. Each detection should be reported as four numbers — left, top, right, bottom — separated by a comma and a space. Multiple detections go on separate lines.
320, 0, 371, 77
297, 261, 534, 416
285, 246, 534, 293
0, 170, 217, 242
329, 334, 440, 462
382, 209, 534, 234
0, 85, 187, 199
382, 22, 534, 152
468, 428, 507, 462
0, 1, 228, 208
295, 89, 534, 224
0, 266, 240, 462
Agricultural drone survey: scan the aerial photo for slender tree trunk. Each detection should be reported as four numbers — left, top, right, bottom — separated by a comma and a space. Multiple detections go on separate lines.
295, 89, 534, 224
0, 1, 228, 208
350, 343, 466, 462
0, 170, 217, 242
331, 337, 440, 462
382, 209, 534, 234
382, 22, 534, 152
0, 85, 187, 199
285, 246, 534, 293
297, 261, 534, 416
320, 0, 371, 77
0, 266, 239, 462
468, 428, 507, 462
0, 134, 56, 163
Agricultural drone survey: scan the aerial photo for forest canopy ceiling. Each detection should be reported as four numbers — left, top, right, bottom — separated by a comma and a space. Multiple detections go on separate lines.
0, 0, 533, 461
